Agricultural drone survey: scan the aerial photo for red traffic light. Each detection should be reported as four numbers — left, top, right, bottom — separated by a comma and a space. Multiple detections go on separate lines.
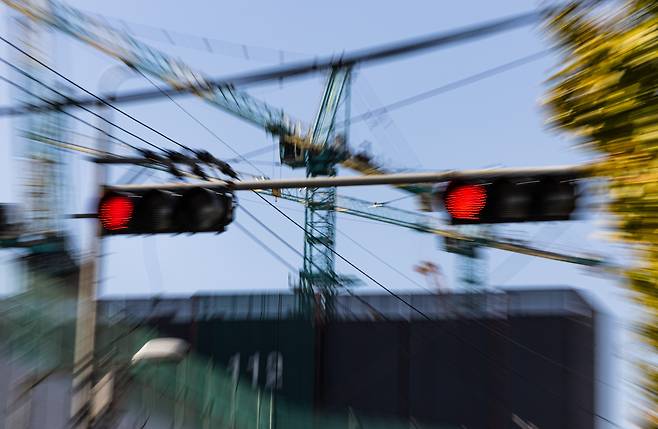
99, 193, 134, 231
442, 176, 578, 224
97, 187, 235, 235
444, 183, 487, 221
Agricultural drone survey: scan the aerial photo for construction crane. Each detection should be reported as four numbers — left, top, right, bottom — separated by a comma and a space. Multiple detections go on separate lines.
3, 0, 601, 297
1, 0, 435, 299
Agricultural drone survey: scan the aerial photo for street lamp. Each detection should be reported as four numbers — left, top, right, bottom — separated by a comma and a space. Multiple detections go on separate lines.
90, 337, 190, 427
131, 338, 190, 365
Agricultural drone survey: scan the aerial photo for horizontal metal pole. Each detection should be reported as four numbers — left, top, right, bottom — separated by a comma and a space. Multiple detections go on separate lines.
105, 164, 591, 193
67, 213, 98, 219
65, 205, 611, 270
93, 157, 156, 165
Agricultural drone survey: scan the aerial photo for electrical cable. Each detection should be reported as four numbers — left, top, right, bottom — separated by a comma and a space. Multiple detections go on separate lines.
334, 228, 432, 293
37, 133, 196, 183
354, 77, 423, 168
0, 35, 194, 153
20, 130, 119, 158
343, 50, 551, 127
242, 196, 394, 227
0, 74, 140, 152
41, 126, 107, 143
239, 205, 389, 320
132, 68, 269, 177
5, 43, 549, 173
18, 132, 191, 187
0, 57, 165, 153
239, 196, 307, 213
119, 166, 152, 186
0, 49, 253, 181
239, 206, 305, 259
251, 190, 432, 314
491, 224, 569, 284
0, 7, 553, 116
252, 191, 623, 427
233, 221, 297, 272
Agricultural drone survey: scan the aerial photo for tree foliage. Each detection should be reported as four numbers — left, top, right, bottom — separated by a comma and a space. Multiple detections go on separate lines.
544, 0, 657, 425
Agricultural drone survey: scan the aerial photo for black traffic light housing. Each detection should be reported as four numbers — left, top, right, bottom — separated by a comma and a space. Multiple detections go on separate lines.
441, 175, 579, 225
98, 187, 235, 235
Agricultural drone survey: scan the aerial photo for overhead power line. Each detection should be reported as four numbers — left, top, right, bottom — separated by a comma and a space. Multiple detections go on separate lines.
0, 7, 551, 116
233, 222, 297, 272
239, 206, 306, 263
345, 50, 552, 127
0, 74, 140, 152
241, 196, 400, 227
132, 68, 268, 177
0, 56, 166, 153
491, 224, 568, 283
0, 34, 279, 176
0, 35, 193, 153
355, 76, 423, 168
251, 191, 438, 315
334, 227, 432, 292
20, 131, 118, 158
239, 204, 393, 319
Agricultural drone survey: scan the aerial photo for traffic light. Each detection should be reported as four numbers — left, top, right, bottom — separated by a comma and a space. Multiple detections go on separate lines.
98, 187, 235, 235
441, 175, 578, 225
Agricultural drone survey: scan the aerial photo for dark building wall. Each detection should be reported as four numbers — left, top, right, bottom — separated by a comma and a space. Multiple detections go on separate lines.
195, 319, 316, 406
320, 315, 595, 429
321, 319, 512, 428
319, 321, 409, 418
508, 315, 595, 429
97, 289, 598, 429
408, 319, 511, 428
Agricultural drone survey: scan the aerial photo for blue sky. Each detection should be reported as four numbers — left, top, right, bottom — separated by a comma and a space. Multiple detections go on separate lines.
0, 0, 644, 426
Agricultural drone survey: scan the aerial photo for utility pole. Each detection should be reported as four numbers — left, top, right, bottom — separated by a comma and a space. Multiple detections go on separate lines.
69, 67, 133, 429
69, 94, 108, 429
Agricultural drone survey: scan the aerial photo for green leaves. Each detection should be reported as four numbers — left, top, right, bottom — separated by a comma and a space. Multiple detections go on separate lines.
545, 2, 658, 426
